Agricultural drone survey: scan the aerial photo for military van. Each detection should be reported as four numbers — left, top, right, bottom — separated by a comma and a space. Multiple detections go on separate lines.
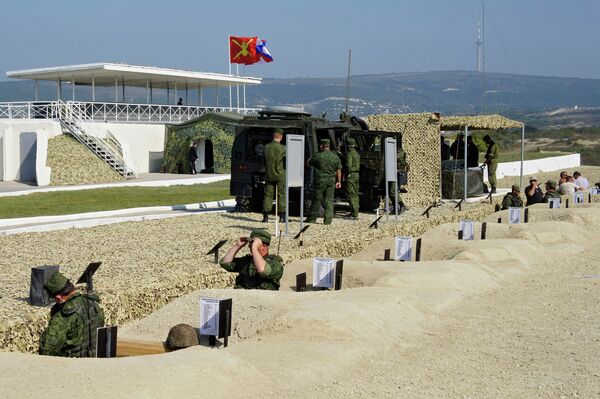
230, 107, 405, 213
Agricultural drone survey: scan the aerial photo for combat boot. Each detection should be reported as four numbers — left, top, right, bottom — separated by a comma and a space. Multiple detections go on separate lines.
261, 212, 269, 223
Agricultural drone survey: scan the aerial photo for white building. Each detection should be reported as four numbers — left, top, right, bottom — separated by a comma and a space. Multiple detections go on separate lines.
0, 62, 261, 184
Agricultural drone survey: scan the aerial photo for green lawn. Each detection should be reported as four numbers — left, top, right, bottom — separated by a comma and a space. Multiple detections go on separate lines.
0, 180, 232, 219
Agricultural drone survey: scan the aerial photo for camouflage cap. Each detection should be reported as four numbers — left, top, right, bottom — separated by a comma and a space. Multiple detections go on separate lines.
319, 138, 330, 145
512, 185, 521, 192
273, 128, 284, 135
44, 271, 70, 296
166, 324, 199, 350
346, 137, 357, 147
250, 228, 272, 245
545, 179, 557, 188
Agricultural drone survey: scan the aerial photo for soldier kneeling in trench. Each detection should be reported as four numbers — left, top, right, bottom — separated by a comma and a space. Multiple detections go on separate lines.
39, 271, 105, 357
219, 228, 284, 291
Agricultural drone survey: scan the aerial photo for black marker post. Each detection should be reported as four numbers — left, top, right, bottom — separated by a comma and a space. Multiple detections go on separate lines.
293, 225, 310, 247
415, 238, 422, 261
206, 240, 228, 264
334, 260, 344, 291
369, 215, 384, 229
76, 262, 102, 293
481, 222, 487, 240
96, 326, 118, 358
296, 272, 307, 292
524, 208, 529, 223
454, 198, 464, 212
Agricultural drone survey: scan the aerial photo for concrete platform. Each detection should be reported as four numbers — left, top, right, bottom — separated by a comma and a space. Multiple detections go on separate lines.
0, 173, 230, 197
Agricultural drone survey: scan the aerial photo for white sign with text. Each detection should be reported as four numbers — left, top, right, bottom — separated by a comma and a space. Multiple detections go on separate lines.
573, 192, 584, 204
200, 298, 220, 336
313, 257, 335, 288
459, 220, 475, 240
508, 207, 521, 224
548, 198, 560, 209
395, 236, 413, 261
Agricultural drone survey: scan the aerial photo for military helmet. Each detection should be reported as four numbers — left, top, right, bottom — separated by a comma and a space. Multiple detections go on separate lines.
44, 271, 70, 296
346, 137, 357, 147
166, 324, 199, 350
545, 179, 557, 189
512, 185, 521, 192
250, 228, 271, 245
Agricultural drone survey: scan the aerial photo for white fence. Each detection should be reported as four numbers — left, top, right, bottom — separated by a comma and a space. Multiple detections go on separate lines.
0, 101, 258, 124
484, 153, 581, 181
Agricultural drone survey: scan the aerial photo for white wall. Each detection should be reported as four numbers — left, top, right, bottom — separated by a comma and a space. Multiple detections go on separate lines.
484, 154, 581, 181
0, 120, 62, 182
80, 122, 166, 173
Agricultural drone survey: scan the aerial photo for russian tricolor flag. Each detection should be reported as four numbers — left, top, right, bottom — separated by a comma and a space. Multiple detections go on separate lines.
255, 39, 273, 64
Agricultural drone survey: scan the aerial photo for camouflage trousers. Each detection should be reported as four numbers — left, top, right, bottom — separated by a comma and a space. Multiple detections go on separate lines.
307, 177, 335, 225
263, 180, 286, 213
346, 173, 359, 217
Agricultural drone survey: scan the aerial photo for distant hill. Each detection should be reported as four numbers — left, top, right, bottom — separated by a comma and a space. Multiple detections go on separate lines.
2, 70, 600, 128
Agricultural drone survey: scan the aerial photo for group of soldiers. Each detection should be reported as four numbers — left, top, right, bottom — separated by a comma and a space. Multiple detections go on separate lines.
261, 129, 408, 225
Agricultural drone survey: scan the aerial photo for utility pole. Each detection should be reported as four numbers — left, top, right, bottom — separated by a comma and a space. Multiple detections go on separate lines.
345, 49, 352, 115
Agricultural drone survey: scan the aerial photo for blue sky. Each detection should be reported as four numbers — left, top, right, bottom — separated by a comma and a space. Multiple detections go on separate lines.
1, 0, 599, 80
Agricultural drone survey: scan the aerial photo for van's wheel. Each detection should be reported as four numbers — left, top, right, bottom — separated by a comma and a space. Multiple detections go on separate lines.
234, 196, 251, 212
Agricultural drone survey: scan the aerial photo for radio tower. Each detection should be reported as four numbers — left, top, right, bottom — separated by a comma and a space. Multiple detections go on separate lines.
476, 20, 483, 72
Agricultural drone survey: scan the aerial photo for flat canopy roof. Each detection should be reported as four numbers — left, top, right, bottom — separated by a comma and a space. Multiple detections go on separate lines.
6, 62, 261, 89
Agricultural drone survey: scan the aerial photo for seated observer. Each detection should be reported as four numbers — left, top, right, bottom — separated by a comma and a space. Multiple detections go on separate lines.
219, 228, 284, 290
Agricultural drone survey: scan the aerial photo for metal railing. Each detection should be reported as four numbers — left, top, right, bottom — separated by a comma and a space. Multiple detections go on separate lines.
56, 100, 136, 178
0, 101, 258, 123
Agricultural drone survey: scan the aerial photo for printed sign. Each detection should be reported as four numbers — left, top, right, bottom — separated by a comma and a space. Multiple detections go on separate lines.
384, 138, 397, 182
573, 192, 584, 204
508, 207, 521, 224
394, 236, 413, 261
548, 198, 560, 209
313, 257, 335, 288
459, 220, 475, 241
200, 298, 220, 336
591, 188, 599, 195
286, 134, 305, 187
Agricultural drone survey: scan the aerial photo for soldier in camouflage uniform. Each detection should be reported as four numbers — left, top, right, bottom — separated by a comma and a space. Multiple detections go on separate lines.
543, 180, 562, 202
39, 271, 105, 357
344, 137, 360, 219
305, 139, 342, 225
501, 185, 524, 210
484, 135, 499, 194
220, 228, 284, 290
262, 128, 286, 223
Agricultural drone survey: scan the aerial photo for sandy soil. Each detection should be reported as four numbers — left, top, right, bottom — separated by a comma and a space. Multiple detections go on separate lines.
1, 204, 598, 398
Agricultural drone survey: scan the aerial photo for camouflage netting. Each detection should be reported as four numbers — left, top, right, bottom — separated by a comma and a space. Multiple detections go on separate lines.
163, 113, 243, 174
365, 113, 442, 207
46, 135, 124, 185
440, 114, 523, 131
0, 200, 502, 354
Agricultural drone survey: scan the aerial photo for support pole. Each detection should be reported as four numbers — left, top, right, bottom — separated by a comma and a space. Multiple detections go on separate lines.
243, 84, 246, 109
228, 35, 232, 109
92, 76, 96, 102
35, 80, 38, 101
115, 78, 118, 102
185, 84, 188, 104
174, 82, 178, 104
520, 125, 525, 189
57, 79, 62, 100
464, 126, 468, 202
167, 84, 170, 104
215, 85, 218, 106
149, 83, 153, 103
72, 78, 75, 100
122, 80, 125, 103
146, 79, 149, 104
198, 86, 203, 106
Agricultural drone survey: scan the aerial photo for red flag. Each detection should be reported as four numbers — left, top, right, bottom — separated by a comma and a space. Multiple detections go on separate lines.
229, 36, 257, 65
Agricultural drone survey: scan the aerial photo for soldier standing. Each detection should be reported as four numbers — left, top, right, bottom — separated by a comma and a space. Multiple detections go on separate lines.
39, 271, 105, 357
483, 134, 498, 194
345, 137, 360, 219
262, 128, 286, 223
219, 228, 284, 290
305, 139, 342, 225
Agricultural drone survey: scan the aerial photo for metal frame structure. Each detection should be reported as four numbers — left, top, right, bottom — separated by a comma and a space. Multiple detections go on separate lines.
6, 62, 260, 108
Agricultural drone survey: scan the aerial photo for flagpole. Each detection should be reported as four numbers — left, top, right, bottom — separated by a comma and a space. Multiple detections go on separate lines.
236, 64, 240, 109
228, 35, 232, 109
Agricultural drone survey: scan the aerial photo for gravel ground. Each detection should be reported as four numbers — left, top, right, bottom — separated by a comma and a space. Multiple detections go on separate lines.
0, 200, 501, 353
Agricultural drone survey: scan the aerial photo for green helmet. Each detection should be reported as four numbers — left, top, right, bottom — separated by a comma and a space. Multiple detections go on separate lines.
346, 138, 357, 147
250, 228, 272, 245
166, 324, 199, 350
44, 271, 70, 296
